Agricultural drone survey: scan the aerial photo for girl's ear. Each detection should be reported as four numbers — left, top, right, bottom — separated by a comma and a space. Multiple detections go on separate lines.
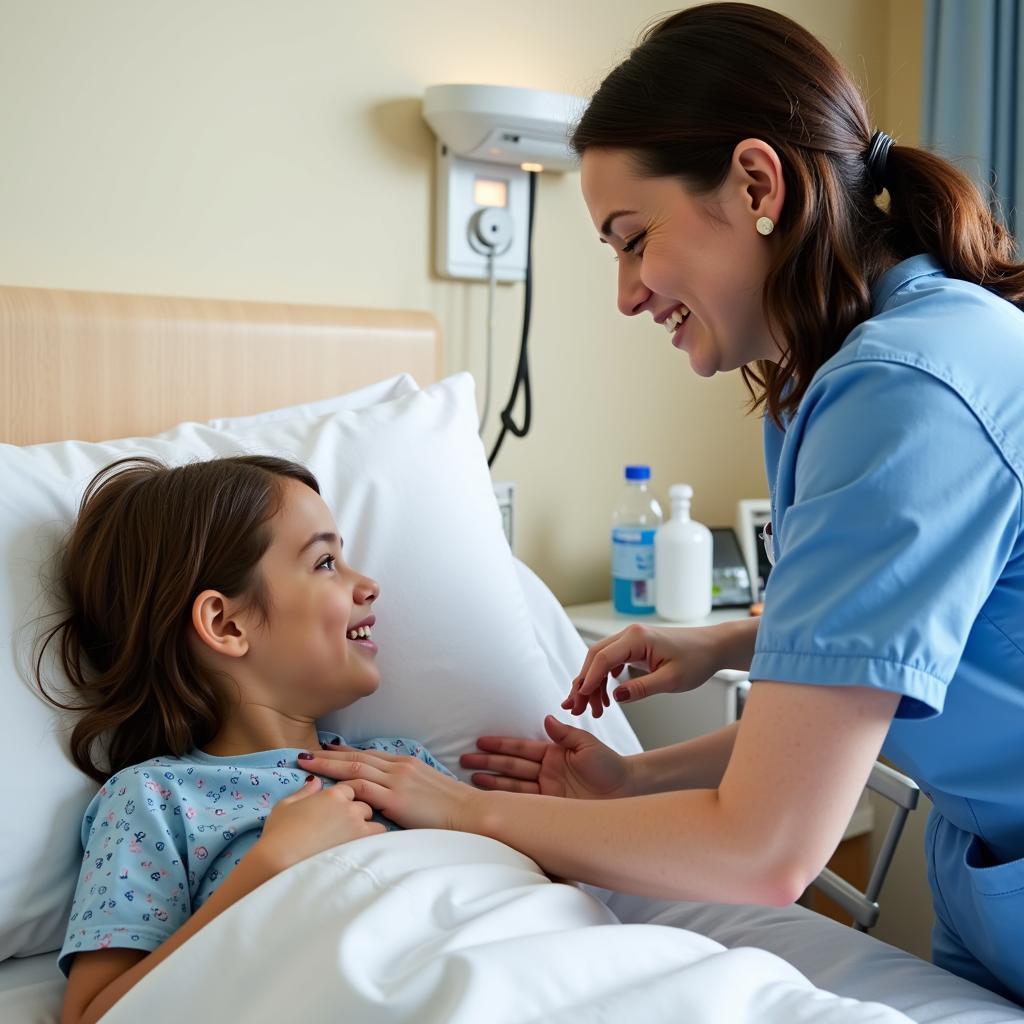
191, 590, 249, 658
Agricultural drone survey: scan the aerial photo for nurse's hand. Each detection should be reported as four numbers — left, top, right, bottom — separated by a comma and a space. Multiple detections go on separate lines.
460, 715, 635, 799
563, 622, 721, 716
297, 749, 482, 832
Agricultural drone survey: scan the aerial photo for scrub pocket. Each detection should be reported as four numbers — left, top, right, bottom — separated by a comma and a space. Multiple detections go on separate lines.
929, 811, 1024, 1006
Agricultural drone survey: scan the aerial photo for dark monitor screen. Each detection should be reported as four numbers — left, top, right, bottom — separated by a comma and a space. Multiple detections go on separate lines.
710, 526, 754, 607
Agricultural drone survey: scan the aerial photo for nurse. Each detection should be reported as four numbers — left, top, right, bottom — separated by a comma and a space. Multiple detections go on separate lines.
302, 1, 1024, 1003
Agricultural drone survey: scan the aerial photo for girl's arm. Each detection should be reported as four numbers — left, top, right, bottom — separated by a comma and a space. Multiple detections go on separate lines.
63, 775, 384, 1024
63, 841, 285, 1024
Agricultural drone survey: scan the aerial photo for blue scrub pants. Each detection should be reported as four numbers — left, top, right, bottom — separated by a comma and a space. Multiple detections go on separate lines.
927, 809, 1024, 1005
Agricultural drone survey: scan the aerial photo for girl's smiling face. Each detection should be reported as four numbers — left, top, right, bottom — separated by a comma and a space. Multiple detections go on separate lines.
238, 477, 381, 717
580, 144, 787, 376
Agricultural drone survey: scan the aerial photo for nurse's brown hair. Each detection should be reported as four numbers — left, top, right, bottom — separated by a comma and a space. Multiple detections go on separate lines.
36, 455, 320, 783
571, 2, 1024, 424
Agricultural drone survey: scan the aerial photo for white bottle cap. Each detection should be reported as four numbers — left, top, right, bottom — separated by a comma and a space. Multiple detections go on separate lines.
669, 483, 693, 502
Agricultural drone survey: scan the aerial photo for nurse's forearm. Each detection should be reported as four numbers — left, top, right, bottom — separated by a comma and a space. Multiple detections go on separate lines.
458, 677, 896, 909
629, 722, 739, 794
624, 618, 757, 795
464, 786, 791, 905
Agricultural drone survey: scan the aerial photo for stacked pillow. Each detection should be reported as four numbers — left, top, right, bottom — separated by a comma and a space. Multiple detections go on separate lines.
0, 372, 640, 960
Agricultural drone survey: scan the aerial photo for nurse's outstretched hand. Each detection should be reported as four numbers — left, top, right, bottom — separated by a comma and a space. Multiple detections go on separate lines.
460, 715, 635, 799
563, 623, 720, 717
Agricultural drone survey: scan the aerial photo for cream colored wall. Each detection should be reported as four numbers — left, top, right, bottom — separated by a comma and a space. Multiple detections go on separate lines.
2, 0, 895, 608
0, 0, 936, 960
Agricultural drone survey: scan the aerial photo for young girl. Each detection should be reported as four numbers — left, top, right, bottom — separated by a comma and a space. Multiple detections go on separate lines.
41, 454, 455, 1024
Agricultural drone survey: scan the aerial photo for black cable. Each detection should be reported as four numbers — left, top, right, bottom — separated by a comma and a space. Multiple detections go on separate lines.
488, 170, 537, 468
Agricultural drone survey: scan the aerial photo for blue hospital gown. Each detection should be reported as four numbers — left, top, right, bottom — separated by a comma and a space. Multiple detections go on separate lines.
58, 731, 454, 975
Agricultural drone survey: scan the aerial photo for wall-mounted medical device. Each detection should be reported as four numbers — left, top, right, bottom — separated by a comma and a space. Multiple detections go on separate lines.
422, 84, 583, 282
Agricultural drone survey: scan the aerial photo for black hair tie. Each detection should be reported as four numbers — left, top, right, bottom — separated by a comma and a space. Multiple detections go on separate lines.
865, 130, 894, 195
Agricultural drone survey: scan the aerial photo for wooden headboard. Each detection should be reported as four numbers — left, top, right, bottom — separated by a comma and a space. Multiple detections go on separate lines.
0, 285, 442, 446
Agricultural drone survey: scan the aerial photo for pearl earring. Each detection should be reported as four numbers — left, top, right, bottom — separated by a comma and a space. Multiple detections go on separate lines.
755, 216, 775, 236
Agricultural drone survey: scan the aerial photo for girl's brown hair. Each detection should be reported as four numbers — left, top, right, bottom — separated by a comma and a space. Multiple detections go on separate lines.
37, 455, 320, 783
571, 2, 1024, 423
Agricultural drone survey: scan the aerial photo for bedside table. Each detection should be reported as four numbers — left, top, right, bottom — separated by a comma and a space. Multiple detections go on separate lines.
564, 599, 874, 925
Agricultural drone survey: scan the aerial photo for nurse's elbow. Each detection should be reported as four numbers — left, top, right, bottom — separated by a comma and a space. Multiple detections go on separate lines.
744, 850, 818, 907
757, 863, 812, 907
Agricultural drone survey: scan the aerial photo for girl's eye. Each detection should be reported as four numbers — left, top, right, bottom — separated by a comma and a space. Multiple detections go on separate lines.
316, 554, 336, 572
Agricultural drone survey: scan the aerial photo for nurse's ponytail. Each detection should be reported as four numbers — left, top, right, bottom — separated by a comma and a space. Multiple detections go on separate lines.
571, 2, 1024, 425
882, 144, 1024, 304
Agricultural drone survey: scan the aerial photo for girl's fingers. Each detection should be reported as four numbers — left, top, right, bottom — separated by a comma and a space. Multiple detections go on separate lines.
459, 752, 541, 780
469, 772, 540, 794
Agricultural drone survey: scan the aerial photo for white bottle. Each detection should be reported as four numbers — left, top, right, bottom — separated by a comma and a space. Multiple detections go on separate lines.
655, 484, 712, 622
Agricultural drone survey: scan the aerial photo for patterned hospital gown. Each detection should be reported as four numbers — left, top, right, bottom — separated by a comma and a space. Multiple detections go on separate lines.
58, 731, 454, 975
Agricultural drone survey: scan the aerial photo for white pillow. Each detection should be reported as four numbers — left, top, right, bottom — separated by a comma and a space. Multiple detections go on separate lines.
0, 372, 638, 962
0, 373, 415, 961
513, 557, 638, 744
207, 372, 420, 429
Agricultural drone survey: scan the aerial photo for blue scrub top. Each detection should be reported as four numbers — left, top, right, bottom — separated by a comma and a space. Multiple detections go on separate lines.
750, 254, 1024, 864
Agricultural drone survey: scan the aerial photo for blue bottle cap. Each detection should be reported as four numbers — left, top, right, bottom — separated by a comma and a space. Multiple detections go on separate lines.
625, 465, 651, 480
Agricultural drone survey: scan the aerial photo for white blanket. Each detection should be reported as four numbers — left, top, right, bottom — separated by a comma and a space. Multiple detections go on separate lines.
102, 830, 913, 1023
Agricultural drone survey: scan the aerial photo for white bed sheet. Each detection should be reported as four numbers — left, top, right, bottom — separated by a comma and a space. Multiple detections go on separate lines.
4, 890, 1023, 1023
97, 830, 915, 1024
0, 951, 63, 1023
595, 889, 1024, 1023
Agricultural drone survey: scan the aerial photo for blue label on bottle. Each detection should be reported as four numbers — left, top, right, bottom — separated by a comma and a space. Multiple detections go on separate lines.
612, 527, 656, 613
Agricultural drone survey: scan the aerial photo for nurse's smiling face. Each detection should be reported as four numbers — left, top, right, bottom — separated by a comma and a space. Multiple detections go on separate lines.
580, 144, 786, 376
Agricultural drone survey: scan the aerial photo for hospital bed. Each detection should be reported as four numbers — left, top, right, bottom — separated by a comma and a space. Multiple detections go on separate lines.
1, 283, 1021, 1023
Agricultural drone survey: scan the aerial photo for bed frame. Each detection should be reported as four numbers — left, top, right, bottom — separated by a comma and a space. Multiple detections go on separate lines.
0, 284, 442, 446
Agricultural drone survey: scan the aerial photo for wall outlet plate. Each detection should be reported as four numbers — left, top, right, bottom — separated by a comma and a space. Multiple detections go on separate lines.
434, 142, 528, 282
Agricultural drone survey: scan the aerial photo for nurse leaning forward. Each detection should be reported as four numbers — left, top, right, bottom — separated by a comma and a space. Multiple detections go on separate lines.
299, 2, 1024, 1004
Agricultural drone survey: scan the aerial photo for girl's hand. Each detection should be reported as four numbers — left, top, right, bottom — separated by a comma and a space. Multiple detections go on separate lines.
563, 623, 720, 717
297, 750, 481, 832
460, 715, 635, 799
257, 775, 386, 872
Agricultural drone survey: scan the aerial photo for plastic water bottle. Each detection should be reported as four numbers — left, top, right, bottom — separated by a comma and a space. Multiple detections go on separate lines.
611, 465, 663, 615
655, 483, 712, 622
